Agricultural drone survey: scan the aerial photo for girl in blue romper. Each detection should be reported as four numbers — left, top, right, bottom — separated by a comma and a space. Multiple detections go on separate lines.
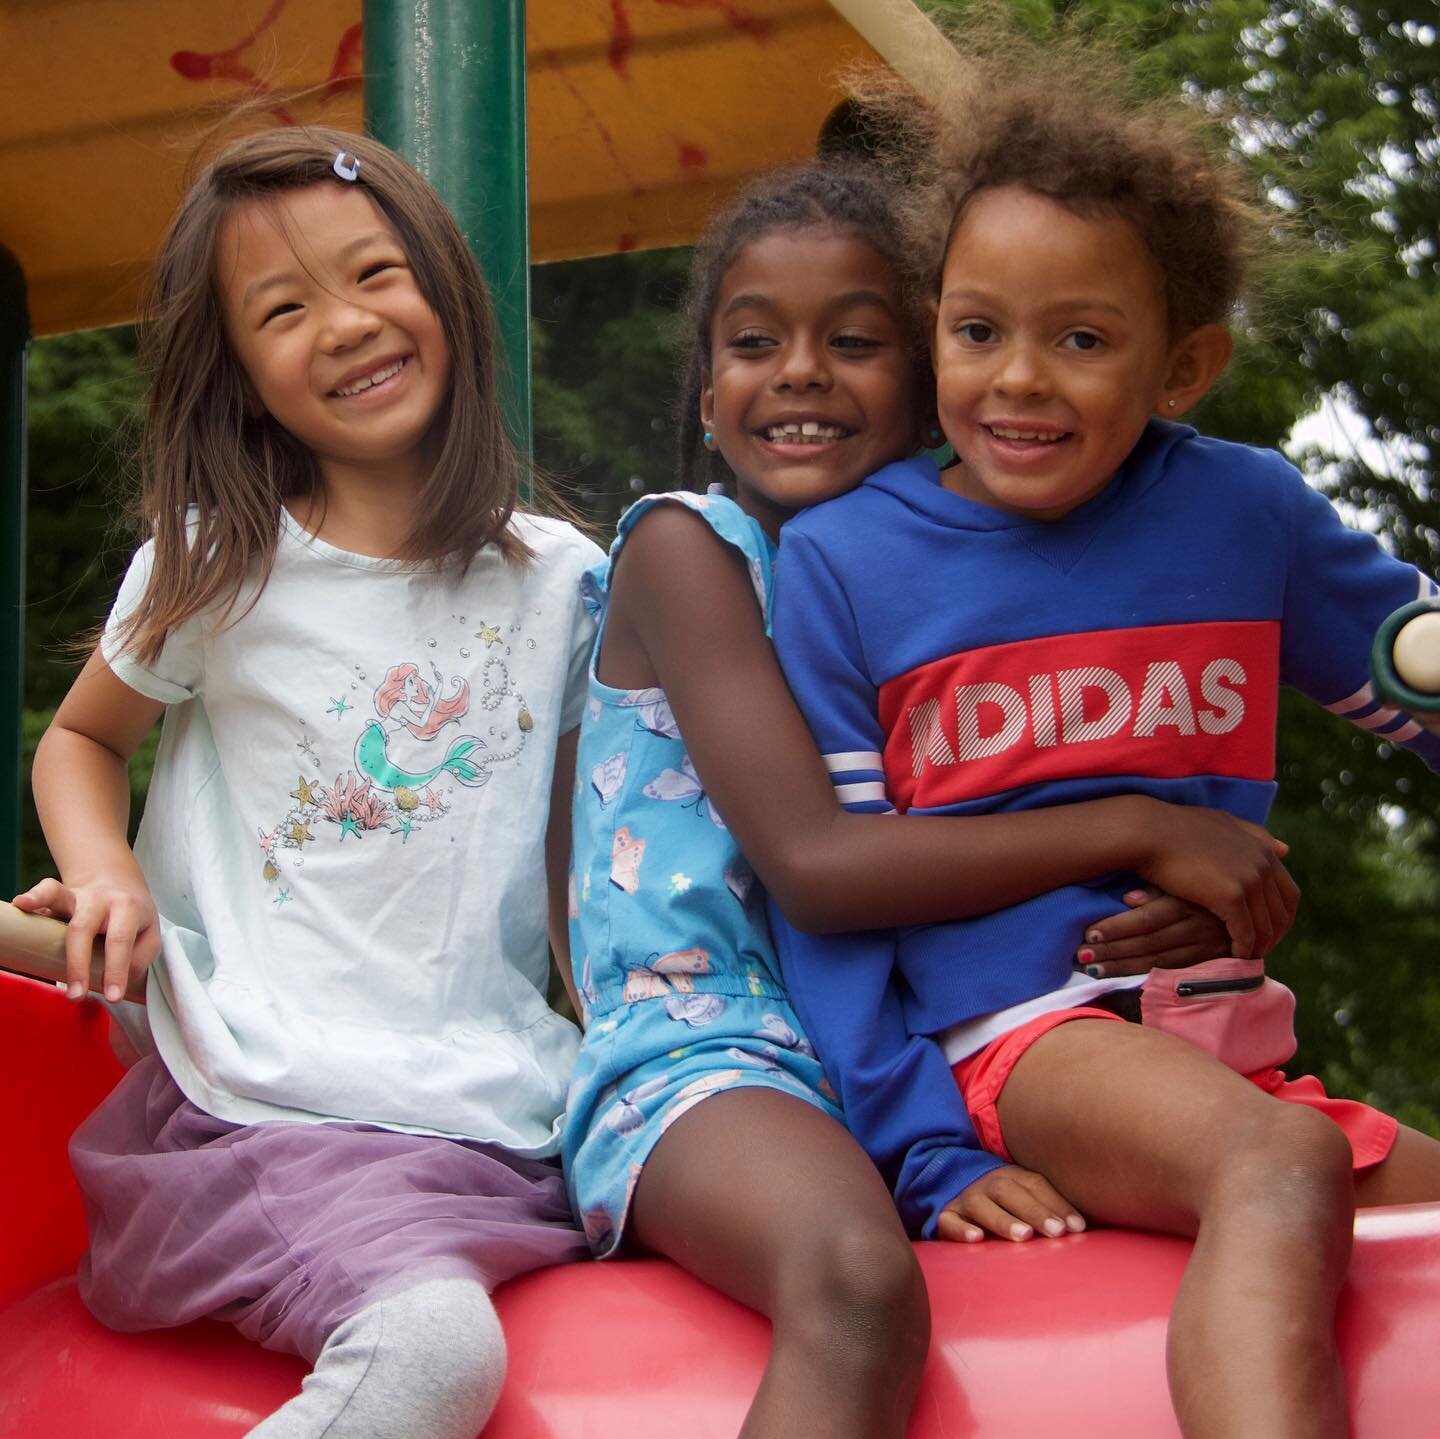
566, 490, 841, 1252
562, 163, 1286, 1439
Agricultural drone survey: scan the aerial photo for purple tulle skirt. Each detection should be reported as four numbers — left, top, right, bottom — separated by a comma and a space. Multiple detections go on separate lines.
70, 1055, 589, 1362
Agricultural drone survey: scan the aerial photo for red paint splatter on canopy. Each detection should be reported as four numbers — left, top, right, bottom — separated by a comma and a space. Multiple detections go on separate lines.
171, 2, 361, 125
539, 49, 641, 194
609, 0, 635, 78
170, 0, 285, 79
676, 142, 709, 172
654, 0, 775, 42
612, 0, 769, 77
617, 233, 639, 252
327, 23, 364, 93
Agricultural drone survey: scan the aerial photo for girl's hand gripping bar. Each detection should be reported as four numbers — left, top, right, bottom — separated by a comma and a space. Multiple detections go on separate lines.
0, 900, 148, 1003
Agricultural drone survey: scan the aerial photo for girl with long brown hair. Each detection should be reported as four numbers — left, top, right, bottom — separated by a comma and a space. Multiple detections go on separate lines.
15, 128, 601, 1438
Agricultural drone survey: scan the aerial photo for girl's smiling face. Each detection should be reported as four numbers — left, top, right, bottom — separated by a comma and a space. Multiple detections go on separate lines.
215, 181, 451, 493
932, 184, 1214, 522
702, 225, 920, 538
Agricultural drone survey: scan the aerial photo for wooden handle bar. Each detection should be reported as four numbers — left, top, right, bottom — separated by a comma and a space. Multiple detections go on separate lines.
0, 901, 148, 1003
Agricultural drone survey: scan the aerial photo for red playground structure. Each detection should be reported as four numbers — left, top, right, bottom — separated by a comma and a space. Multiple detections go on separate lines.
1, 947, 1438, 1436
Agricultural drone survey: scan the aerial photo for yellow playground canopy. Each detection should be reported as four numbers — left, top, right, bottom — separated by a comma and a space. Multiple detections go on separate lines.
0, 0, 940, 338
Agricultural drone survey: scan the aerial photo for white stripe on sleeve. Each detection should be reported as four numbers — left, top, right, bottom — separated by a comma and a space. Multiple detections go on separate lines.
823, 750, 885, 774
833, 781, 890, 805
1324, 682, 1375, 717
1348, 705, 1403, 731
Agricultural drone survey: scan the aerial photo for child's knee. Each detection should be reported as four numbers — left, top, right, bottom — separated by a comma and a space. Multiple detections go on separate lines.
1216, 1104, 1354, 1227
251, 1277, 506, 1439
779, 1223, 929, 1365
401, 1277, 508, 1411
349, 1277, 506, 1426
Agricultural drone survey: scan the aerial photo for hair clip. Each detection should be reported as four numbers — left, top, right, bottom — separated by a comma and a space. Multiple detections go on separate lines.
333, 151, 361, 182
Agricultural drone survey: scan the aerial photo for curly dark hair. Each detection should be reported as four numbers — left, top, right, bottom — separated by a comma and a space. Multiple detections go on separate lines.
851, 11, 1267, 338
675, 162, 932, 489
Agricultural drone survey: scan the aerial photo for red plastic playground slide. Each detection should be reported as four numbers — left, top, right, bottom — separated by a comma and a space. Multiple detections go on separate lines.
0, 956, 1438, 1437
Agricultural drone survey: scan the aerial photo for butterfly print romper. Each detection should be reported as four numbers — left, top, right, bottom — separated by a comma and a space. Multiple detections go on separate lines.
563, 492, 841, 1256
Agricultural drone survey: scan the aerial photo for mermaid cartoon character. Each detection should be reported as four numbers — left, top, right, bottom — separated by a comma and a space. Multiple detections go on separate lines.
375, 662, 470, 740
356, 661, 489, 794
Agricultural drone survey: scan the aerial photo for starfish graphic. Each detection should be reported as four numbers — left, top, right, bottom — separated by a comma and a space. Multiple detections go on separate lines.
337, 815, 362, 841
290, 775, 321, 808
289, 819, 315, 846
257, 825, 277, 853
474, 623, 502, 648
327, 696, 352, 719
393, 815, 416, 843
421, 788, 444, 813
273, 888, 293, 907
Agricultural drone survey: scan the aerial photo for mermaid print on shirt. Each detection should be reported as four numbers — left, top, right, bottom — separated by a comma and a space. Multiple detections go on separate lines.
256, 615, 539, 901
355, 661, 490, 795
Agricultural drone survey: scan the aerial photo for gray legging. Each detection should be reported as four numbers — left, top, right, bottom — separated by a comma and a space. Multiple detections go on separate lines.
248, 1278, 506, 1439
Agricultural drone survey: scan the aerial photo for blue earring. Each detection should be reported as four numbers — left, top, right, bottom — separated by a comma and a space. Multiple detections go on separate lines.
703, 430, 713, 446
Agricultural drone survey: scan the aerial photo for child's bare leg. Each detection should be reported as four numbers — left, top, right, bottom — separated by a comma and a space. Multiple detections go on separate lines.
995, 1020, 1354, 1439
1355, 1123, 1440, 1206
629, 1088, 929, 1439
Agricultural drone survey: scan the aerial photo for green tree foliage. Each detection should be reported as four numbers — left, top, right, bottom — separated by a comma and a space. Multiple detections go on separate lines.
22, 327, 145, 883
25, 327, 143, 712
531, 248, 691, 534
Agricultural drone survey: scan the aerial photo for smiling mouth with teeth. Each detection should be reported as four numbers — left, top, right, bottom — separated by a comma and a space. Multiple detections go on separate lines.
985, 424, 1068, 443
761, 421, 851, 444
332, 357, 408, 398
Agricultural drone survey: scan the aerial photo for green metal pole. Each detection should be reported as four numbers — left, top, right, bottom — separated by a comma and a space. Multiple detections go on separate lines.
0, 249, 30, 900
363, 0, 532, 453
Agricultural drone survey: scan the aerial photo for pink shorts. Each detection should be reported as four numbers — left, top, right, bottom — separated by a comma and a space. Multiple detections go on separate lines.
951, 1006, 1398, 1173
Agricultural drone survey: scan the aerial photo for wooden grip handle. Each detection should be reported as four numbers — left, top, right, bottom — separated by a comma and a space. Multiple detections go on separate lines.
0, 900, 148, 1003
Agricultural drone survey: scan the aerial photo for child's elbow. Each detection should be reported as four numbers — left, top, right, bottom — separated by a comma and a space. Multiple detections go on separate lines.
765, 848, 844, 934
31, 721, 68, 779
